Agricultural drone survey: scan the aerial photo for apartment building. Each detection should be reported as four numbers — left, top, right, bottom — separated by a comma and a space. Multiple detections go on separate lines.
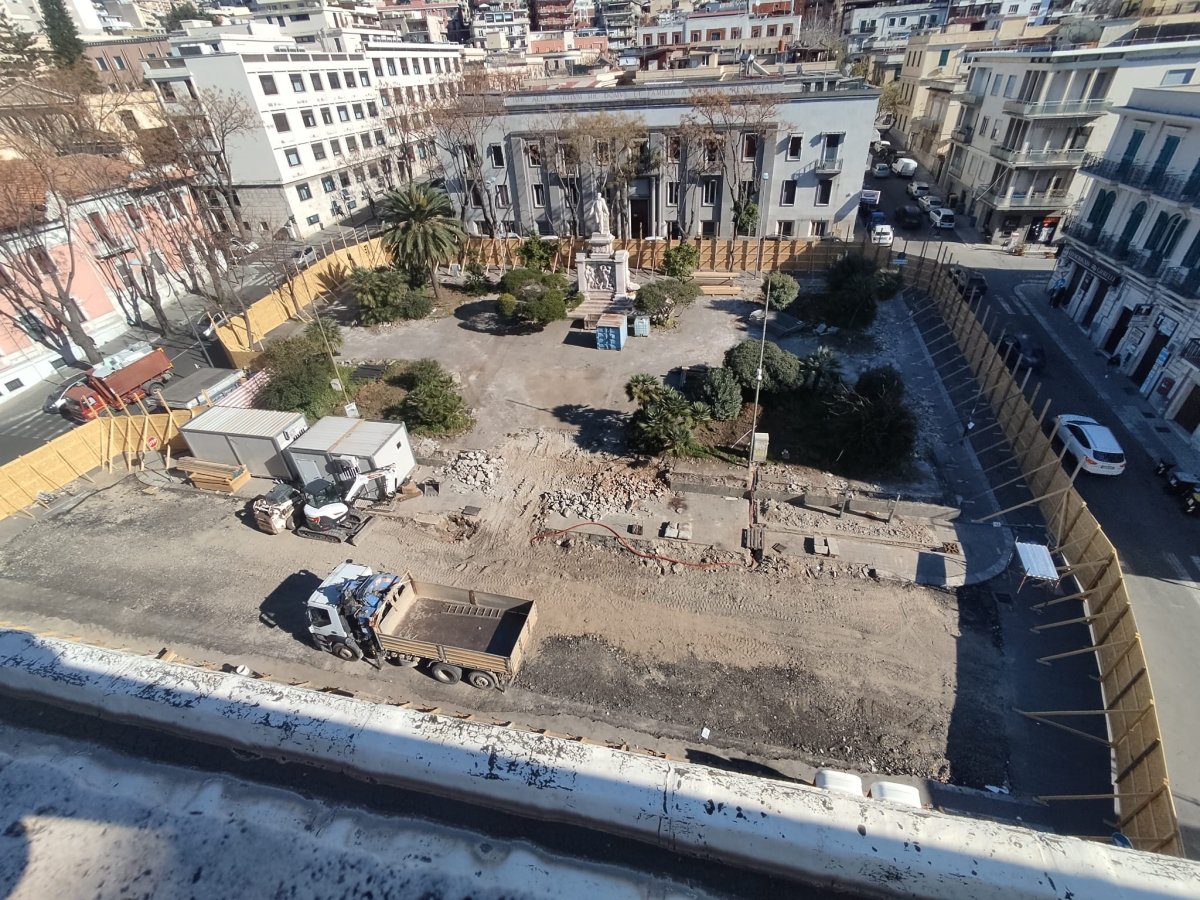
441, 67, 878, 241
843, 1, 944, 56
599, 0, 635, 51
528, 0, 574, 32
943, 39, 1200, 245
1056, 85, 1200, 436
469, 0, 531, 52
143, 22, 462, 238
636, 3, 804, 57
893, 20, 1055, 181
83, 36, 173, 89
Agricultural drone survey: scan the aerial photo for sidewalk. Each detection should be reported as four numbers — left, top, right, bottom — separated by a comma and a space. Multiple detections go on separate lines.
1015, 283, 1200, 474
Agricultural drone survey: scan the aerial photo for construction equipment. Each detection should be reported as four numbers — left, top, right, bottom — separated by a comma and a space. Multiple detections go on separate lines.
305, 560, 538, 687
250, 458, 398, 543
58, 341, 174, 422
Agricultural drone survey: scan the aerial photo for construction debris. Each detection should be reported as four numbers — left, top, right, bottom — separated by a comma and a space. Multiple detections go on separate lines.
436, 450, 505, 495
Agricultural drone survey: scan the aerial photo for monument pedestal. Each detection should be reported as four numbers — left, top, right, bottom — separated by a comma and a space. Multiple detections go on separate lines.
575, 231, 636, 316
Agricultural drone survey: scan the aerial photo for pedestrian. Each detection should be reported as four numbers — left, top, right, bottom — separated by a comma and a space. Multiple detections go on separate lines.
1104, 353, 1121, 378
960, 420, 976, 444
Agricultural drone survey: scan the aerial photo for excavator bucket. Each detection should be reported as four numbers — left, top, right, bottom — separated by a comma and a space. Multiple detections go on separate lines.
346, 514, 375, 546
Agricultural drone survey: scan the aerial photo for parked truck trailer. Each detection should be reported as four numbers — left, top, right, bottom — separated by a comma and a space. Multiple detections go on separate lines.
305, 561, 538, 690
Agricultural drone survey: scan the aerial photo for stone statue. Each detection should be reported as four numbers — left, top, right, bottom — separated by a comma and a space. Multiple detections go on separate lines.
587, 192, 610, 236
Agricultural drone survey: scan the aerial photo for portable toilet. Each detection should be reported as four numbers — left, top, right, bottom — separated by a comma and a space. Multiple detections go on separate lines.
595, 313, 628, 350
632, 315, 651, 337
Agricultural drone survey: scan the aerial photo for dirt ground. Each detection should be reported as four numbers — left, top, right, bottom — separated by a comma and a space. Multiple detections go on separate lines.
0, 429, 1009, 787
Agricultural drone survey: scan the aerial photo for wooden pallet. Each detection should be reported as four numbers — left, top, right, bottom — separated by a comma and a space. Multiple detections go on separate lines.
176, 457, 250, 493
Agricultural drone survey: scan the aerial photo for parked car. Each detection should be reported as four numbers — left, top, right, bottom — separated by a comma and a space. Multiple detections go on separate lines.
946, 264, 987, 298
872, 162, 891, 178
906, 181, 930, 199
291, 246, 318, 268
896, 205, 924, 228
892, 158, 918, 177
997, 333, 1046, 373
229, 239, 260, 257
1054, 414, 1126, 476
42, 373, 88, 414
918, 195, 943, 212
929, 207, 956, 229
870, 224, 894, 246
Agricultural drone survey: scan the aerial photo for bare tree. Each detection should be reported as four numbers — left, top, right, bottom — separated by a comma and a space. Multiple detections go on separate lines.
680, 89, 779, 238
791, 14, 844, 62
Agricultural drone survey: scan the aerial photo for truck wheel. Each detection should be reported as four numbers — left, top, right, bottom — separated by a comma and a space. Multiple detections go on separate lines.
429, 662, 462, 685
331, 641, 361, 662
465, 670, 497, 690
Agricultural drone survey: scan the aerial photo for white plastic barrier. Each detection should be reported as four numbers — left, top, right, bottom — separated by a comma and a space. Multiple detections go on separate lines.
0, 630, 1198, 899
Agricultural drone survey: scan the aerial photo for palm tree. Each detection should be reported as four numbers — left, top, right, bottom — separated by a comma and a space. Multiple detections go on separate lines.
625, 372, 662, 406
378, 184, 464, 301
803, 346, 843, 391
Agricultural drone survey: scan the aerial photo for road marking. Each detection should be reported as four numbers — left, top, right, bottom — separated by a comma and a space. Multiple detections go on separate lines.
1162, 552, 1194, 584
1190, 556, 1200, 577
993, 297, 1014, 315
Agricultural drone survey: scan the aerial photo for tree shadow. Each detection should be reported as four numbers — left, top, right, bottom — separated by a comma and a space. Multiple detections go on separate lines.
551, 403, 629, 450
454, 298, 538, 335
316, 260, 349, 294
258, 570, 323, 644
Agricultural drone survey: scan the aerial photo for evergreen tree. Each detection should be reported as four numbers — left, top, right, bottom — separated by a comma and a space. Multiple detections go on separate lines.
0, 14, 44, 74
37, 0, 83, 67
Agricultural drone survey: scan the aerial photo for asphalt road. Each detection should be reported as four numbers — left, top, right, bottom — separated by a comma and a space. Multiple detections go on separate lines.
864, 163, 1200, 854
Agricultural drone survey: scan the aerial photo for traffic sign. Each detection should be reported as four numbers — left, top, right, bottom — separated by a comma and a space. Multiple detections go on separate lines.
146, 436, 161, 450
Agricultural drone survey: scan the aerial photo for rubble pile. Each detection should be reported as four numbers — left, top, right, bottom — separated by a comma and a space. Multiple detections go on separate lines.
543, 467, 669, 520
437, 450, 505, 494
759, 499, 935, 544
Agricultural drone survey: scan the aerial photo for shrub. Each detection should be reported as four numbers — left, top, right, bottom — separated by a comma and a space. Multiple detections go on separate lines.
516, 234, 554, 271
662, 243, 700, 280
633, 278, 701, 325
498, 267, 543, 295
820, 386, 917, 475
255, 334, 339, 421
698, 367, 743, 421
351, 267, 433, 324
854, 365, 905, 403
762, 271, 799, 310
400, 376, 471, 434
387, 357, 447, 390
392, 289, 434, 320
496, 269, 571, 326
496, 292, 517, 317
624, 375, 710, 457
724, 339, 802, 393
304, 317, 343, 354
520, 290, 567, 325
464, 257, 490, 294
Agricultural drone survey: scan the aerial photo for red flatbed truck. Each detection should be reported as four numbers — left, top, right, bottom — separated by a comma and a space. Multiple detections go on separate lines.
61, 342, 174, 422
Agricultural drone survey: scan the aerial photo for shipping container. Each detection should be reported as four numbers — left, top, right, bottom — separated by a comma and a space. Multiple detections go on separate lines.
180, 407, 308, 478
595, 313, 628, 350
285, 416, 415, 498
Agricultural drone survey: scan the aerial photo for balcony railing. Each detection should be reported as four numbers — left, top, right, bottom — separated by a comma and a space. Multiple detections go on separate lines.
910, 115, 938, 131
1096, 234, 1135, 263
1062, 220, 1103, 246
921, 75, 962, 92
1129, 249, 1168, 279
951, 125, 973, 144
815, 156, 843, 175
1162, 267, 1200, 300
1079, 154, 1200, 204
982, 188, 1070, 210
989, 146, 1087, 167
950, 88, 980, 105
1002, 98, 1112, 118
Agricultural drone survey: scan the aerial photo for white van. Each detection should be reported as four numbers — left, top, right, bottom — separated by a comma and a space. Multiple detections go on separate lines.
891, 158, 918, 178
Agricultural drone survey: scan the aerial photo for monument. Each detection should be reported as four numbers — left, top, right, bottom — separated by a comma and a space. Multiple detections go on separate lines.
575, 191, 634, 313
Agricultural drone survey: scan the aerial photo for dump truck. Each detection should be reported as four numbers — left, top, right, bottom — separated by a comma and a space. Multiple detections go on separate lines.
60, 341, 174, 421
305, 561, 538, 690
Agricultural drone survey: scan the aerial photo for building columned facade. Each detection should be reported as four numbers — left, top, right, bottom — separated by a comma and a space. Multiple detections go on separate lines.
1055, 84, 1200, 443
440, 69, 878, 241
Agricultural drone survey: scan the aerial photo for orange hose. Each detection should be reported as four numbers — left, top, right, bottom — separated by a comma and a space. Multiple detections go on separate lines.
531, 521, 744, 569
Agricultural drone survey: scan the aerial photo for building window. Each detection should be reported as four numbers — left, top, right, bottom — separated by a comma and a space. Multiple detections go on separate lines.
359, 70, 370, 86
777, 220, 794, 238
367, 101, 377, 117
124, 203, 143, 228
1163, 69, 1194, 86
387, 58, 396, 76
527, 143, 542, 167
4, 378, 22, 391
399, 59, 409, 75
766, 25, 777, 37
290, 74, 306, 92
305, 213, 320, 226
782, 24, 792, 36
321, 107, 333, 125
488, 144, 504, 168
374, 130, 385, 146
330, 139, 342, 156
815, 180, 832, 206
113, 56, 126, 70
532, 183, 546, 207
312, 142, 327, 160
297, 184, 313, 201
30, 247, 56, 274
750, 26, 761, 38
423, 58, 432, 74
373, 59, 383, 76
742, 133, 759, 161
300, 108, 316, 128
272, 112, 290, 132
809, 220, 828, 237
96, 57, 109, 71
787, 134, 803, 159
644, 34, 653, 46
338, 105, 350, 122
345, 71, 357, 87
346, 136, 358, 153
666, 181, 679, 206
352, 103, 364, 120
329, 72, 341, 89
284, 148, 301, 167
780, 180, 797, 206
690, 30, 700, 42
701, 179, 717, 206
321, 176, 336, 193
311, 73, 324, 91
259, 74, 278, 95
667, 134, 681, 161
701, 220, 717, 237
469, 182, 484, 208
938, 49, 950, 67
731, 27, 741, 39
709, 30, 722, 41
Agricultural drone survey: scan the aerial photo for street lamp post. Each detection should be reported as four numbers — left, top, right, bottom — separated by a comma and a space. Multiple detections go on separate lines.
747, 276, 772, 474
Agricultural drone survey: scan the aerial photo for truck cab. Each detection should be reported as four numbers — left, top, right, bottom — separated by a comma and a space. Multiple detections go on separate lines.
305, 561, 375, 660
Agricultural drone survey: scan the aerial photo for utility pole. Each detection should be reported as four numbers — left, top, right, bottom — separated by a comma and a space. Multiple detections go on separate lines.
747, 276, 772, 474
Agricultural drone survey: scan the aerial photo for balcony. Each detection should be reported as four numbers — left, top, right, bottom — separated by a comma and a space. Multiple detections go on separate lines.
1129, 249, 1168, 280
988, 146, 1087, 167
982, 188, 1070, 210
814, 156, 843, 175
950, 88, 980, 105
910, 115, 938, 132
1096, 234, 1135, 263
921, 75, 962, 92
1002, 98, 1112, 119
951, 125, 973, 144
1062, 220, 1103, 246
1162, 267, 1200, 300
1079, 154, 1200, 204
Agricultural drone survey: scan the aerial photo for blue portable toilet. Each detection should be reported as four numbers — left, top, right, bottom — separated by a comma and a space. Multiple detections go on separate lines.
632, 315, 651, 337
596, 313, 628, 350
